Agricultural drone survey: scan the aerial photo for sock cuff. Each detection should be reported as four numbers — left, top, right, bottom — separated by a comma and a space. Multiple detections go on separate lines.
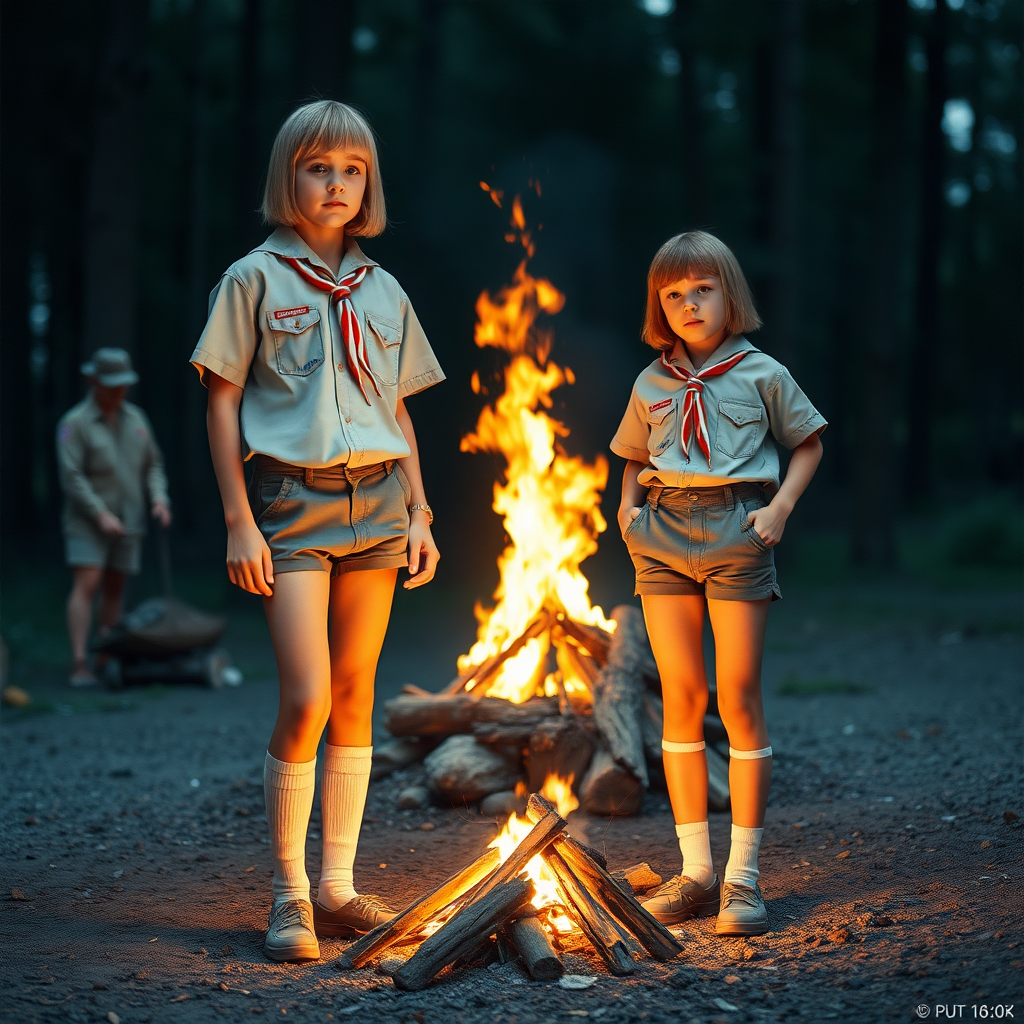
662, 739, 705, 753
728, 745, 772, 760
731, 824, 764, 843
675, 821, 710, 839
265, 752, 317, 779
324, 744, 373, 772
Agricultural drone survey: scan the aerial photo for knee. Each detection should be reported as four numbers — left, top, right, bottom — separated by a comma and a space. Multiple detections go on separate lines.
279, 695, 331, 739
716, 691, 765, 735
663, 688, 708, 727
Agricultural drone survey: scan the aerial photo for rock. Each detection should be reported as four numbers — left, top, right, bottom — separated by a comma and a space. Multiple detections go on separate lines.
397, 786, 429, 810
668, 966, 701, 989
423, 735, 522, 802
558, 975, 597, 989
480, 790, 526, 818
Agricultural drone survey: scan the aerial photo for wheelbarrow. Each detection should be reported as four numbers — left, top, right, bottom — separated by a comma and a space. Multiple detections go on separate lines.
91, 529, 243, 690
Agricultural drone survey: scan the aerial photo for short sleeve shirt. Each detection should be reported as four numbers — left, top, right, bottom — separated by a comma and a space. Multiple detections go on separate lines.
610, 336, 826, 490
189, 228, 445, 468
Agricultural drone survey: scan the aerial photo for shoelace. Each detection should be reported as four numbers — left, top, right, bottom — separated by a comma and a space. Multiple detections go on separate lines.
723, 884, 761, 908
273, 900, 312, 930
352, 894, 392, 916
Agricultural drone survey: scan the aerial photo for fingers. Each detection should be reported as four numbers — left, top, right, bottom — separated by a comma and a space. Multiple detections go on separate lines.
260, 546, 275, 594
403, 542, 439, 589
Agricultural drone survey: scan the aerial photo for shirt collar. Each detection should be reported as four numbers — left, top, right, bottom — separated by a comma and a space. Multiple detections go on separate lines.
665, 334, 757, 375
254, 227, 378, 281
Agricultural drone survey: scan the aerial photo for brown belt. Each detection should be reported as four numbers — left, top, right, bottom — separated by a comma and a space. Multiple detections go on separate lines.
253, 455, 394, 487
647, 481, 766, 511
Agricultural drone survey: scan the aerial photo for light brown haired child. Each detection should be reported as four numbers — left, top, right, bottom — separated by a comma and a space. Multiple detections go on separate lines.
611, 230, 826, 935
191, 100, 444, 962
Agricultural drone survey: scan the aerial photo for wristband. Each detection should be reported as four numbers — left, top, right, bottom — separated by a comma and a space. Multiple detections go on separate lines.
409, 503, 434, 525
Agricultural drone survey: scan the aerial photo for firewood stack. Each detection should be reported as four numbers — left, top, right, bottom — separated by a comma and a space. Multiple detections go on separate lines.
376, 604, 731, 815
338, 793, 684, 989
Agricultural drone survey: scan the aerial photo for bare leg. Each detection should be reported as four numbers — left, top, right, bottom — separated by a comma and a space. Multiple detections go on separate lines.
97, 569, 127, 634
706, 598, 772, 828
67, 567, 103, 680
641, 593, 710, 823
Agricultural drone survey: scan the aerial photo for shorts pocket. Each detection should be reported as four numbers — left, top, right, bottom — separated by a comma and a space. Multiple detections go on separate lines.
647, 400, 678, 456
266, 308, 324, 376
365, 312, 402, 387
394, 463, 412, 504
715, 400, 763, 459
738, 500, 770, 552
255, 476, 297, 525
624, 502, 650, 539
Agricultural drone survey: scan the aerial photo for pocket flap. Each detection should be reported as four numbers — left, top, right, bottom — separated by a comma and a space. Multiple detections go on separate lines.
719, 401, 762, 427
647, 400, 675, 426
266, 307, 321, 334
365, 312, 401, 347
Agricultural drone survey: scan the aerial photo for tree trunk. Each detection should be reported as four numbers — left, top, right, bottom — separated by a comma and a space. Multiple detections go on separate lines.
852, 0, 910, 567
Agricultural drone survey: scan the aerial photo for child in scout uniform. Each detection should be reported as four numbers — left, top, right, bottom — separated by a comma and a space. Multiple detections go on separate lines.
56, 348, 172, 686
191, 101, 444, 964
610, 231, 826, 936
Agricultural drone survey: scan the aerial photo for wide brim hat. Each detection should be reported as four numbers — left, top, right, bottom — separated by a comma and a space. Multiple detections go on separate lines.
81, 347, 139, 387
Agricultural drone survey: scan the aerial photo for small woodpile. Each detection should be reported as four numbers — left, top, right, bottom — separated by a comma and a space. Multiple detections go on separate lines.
338, 793, 683, 989
376, 604, 730, 815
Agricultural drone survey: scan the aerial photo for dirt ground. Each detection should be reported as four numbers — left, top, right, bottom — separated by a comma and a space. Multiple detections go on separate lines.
1, 579, 1022, 1024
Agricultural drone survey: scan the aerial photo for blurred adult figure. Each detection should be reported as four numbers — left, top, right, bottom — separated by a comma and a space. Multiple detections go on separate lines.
56, 348, 172, 686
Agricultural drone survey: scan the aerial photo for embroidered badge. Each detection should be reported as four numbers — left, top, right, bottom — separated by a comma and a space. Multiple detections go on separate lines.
273, 306, 310, 319
648, 398, 673, 413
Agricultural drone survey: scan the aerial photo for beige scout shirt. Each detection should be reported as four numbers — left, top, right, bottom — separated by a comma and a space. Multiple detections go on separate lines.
189, 228, 445, 469
610, 335, 827, 490
56, 395, 170, 537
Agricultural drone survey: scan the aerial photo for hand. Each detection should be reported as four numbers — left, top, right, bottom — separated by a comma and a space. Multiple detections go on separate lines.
745, 502, 789, 547
151, 500, 172, 528
618, 505, 643, 537
96, 510, 126, 538
226, 520, 275, 596
404, 513, 439, 589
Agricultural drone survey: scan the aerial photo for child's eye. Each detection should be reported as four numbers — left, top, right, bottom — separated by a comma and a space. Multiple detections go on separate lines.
308, 163, 328, 173
666, 290, 682, 300
345, 165, 362, 175
697, 285, 712, 294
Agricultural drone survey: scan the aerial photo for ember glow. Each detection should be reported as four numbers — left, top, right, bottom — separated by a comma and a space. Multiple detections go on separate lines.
489, 775, 578, 932
457, 198, 614, 705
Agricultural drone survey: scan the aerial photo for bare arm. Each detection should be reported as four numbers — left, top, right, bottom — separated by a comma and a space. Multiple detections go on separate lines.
206, 373, 274, 595
746, 431, 823, 547
395, 397, 439, 589
617, 459, 649, 537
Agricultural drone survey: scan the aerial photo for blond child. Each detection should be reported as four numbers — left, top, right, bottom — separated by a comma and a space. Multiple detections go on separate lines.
190, 101, 444, 962
610, 231, 825, 935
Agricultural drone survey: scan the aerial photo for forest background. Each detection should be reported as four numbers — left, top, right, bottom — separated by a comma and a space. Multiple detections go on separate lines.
1, 0, 1021, 639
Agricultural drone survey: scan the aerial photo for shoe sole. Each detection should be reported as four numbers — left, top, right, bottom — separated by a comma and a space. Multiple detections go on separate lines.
715, 918, 769, 936
646, 900, 721, 926
313, 921, 364, 938
263, 941, 321, 963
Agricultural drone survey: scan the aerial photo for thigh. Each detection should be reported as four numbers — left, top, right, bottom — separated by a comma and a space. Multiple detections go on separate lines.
328, 567, 399, 682
641, 593, 709, 719
263, 570, 333, 703
706, 597, 770, 699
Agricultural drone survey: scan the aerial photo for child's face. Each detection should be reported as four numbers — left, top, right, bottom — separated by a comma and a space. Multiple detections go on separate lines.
293, 147, 369, 231
659, 274, 728, 348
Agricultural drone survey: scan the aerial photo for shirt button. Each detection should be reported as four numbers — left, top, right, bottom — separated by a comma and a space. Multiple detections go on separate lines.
337, 364, 344, 371
293, 319, 302, 328
345, 416, 352, 423
689, 493, 699, 502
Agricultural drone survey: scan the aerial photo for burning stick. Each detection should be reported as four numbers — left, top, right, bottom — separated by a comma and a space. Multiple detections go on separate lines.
504, 914, 564, 981
528, 794, 683, 962
392, 877, 536, 992
337, 848, 501, 969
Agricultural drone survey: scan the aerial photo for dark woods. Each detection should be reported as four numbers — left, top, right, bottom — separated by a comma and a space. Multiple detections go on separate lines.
1, 0, 1020, 577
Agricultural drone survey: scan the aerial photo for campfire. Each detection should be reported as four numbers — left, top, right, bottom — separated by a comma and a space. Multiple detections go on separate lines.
378, 194, 731, 817
339, 791, 683, 989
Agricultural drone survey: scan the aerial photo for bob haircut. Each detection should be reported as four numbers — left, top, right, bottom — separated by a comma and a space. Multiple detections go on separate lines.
261, 100, 386, 237
642, 231, 762, 351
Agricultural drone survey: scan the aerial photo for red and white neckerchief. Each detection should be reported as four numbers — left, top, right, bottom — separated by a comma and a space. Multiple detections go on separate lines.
659, 349, 749, 468
281, 257, 379, 404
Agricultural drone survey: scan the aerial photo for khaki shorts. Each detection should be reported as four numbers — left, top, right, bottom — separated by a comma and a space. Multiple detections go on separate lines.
65, 531, 142, 574
624, 482, 781, 602
248, 456, 410, 576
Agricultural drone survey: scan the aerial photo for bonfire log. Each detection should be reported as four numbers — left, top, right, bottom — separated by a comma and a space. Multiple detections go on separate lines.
338, 847, 501, 969
527, 794, 682, 961
556, 612, 662, 692
472, 807, 567, 901
523, 716, 595, 794
424, 735, 523, 802
579, 743, 644, 816
370, 736, 440, 780
554, 640, 598, 714
707, 745, 731, 812
542, 847, 636, 975
611, 862, 662, 894
591, 606, 650, 787
641, 692, 664, 765
383, 693, 559, 738
506, 915, 564, 981
392, 877, 536, 991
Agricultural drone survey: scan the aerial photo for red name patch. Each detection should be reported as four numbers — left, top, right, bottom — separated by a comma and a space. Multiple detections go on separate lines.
274, 306, 310, 319
648, 398, 672, 413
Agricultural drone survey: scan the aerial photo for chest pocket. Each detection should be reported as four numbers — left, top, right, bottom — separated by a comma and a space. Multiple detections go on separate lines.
647, 400, 678, 456
715, 400, 763, 459
364, 312, 402, 387
265, 308, 324, 376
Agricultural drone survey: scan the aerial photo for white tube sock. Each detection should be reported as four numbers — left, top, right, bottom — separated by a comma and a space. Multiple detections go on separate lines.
316, 744, 372, 911
263, 752, 316, 906
675, 821, 715, 887
724, 824, 764, 888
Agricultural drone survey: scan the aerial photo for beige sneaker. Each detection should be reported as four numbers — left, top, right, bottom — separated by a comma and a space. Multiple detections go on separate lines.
264, 899, 320, 962
640, 874, 721, 924
313, 894, 396, 937
715, 881, 769, 936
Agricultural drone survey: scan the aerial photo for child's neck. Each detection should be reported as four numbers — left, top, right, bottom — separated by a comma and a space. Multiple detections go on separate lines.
677, 329, 730, 371
293, 222, 347, 277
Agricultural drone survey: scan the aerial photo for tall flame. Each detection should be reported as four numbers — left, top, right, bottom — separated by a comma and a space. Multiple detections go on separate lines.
458, 198, 614, 704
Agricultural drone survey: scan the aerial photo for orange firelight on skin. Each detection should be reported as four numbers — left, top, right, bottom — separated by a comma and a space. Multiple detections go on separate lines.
457, 197, 614, 705
489, 774, 579, 932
